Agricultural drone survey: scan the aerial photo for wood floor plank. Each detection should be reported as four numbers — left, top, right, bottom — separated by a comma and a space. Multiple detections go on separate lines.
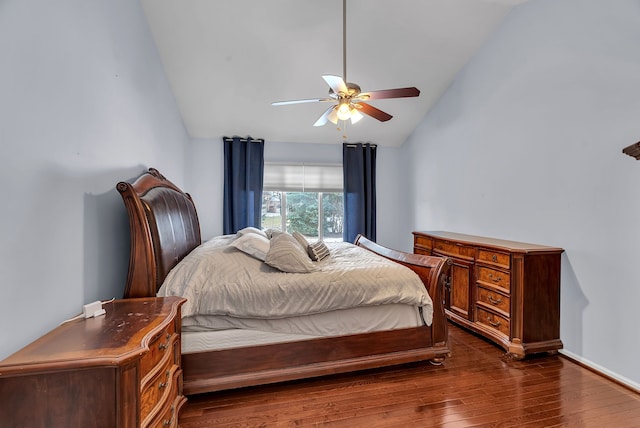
178, 324, 640, 427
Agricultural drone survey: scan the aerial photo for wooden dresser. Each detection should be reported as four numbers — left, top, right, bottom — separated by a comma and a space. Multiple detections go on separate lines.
413, 231, 563, 358
0, 297, 186, 428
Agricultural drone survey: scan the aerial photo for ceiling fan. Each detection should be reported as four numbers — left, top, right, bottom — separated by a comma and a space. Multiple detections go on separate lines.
271, 0, 420, 127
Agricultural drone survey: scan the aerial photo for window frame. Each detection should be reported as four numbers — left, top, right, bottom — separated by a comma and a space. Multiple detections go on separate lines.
262, 163, 344, 241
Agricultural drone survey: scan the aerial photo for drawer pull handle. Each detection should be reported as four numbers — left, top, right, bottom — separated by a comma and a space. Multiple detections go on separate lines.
488, 273, 502, 283
158, 369, 171, 389
159, 342, 169, 350
492, 255, 497, 262
487, 317, 501, 328
166, 332, 171, 340
163, 418, 173, 426
488, 295, 503, 305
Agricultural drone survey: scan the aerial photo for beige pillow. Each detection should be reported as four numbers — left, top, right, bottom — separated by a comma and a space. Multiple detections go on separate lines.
265, 233, 317, 273
230, 233, 270, 261
291, 231, 310, 251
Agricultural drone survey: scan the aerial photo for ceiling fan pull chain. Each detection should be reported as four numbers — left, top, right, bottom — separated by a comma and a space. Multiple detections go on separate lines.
340, 114, 349, 141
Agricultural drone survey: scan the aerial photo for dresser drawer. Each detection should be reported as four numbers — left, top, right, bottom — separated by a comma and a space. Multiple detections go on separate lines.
432, 240, 475, 260
414, 247, 430, 256
141, 332, 178, 419
477, 249, 510, 269
142, 368, 183, 428
477, 286, 510, 316
158, 392, 182, 428
476, 307, 510, 337
141, 360, 179, 423
141, 322, 177, 375
413, 235, 433, 250
476, 266, 510, 292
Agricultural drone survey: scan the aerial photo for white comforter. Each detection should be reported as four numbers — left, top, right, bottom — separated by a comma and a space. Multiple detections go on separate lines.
157, 235, 433, 325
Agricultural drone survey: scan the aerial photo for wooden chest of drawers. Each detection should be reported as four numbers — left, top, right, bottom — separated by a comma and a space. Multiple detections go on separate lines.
0, 297, 186, 428
414, 231, 563, 358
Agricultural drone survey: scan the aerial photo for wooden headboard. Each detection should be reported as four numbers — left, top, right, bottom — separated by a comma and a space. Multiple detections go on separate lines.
117, 168, 201, 298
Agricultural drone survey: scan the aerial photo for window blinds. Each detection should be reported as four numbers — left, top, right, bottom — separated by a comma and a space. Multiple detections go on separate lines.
263, 163, 343, 192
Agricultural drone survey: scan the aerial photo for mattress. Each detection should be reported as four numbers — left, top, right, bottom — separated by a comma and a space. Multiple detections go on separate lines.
182, 303, 423, 353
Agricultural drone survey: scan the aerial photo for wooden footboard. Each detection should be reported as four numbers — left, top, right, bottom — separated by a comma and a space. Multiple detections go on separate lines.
182, 236, 452, 395
182, 326, 446, 395
354, 235, 452, 349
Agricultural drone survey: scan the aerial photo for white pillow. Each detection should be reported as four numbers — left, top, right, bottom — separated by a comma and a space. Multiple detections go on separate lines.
265, 233, 317, 273
236, 226, 268, 239
230, 233, 270, 261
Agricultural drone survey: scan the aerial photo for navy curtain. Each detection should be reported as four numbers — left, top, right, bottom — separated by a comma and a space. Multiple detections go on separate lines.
343, 143, 376, 243
223, 136, 264, 234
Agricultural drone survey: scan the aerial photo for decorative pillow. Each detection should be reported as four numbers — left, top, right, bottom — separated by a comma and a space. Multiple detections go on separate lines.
307, 240, 331, 261
230, 232, 270, 261
264, 228, 283, 239
236, 226, 267, 239
291, 231, 310, 251
265, 233, 317, 273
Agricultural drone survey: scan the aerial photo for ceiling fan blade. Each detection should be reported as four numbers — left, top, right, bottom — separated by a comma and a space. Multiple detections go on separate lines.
322, 75, 349, 95
359, 87, 420, 100
356, 102, 393, 122
313, 106, 338, 127
272, 98, 333, 106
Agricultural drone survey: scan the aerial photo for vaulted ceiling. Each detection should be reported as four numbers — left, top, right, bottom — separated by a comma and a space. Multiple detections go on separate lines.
141, 0, 528, 147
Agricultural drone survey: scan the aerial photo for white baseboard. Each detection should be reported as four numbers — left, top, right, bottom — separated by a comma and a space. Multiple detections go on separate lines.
559, 349, 640, 394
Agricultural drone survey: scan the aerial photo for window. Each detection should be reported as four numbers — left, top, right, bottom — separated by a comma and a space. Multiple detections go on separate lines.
262, 163, 343, 241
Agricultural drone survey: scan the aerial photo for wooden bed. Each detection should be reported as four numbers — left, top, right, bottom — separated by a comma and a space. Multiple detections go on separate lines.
117, 168, 451, 395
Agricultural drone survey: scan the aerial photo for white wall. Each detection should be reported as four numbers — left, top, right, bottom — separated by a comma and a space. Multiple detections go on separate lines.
401, 0, 640, 387
0, 0, 189, 359
186, 138, 225, 240
187, 139, 405, 249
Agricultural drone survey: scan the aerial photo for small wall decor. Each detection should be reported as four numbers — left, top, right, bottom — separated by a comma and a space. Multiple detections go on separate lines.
622, 142, 640, 160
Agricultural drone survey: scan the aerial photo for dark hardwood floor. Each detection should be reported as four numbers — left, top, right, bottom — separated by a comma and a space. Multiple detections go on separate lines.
179, 324, 640, 427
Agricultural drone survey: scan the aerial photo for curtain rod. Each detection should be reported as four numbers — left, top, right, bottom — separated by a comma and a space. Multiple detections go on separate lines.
265, 162, 343, 167
344, 143, 377, 148
223, 138, 373, 147
223, 137, 265, 143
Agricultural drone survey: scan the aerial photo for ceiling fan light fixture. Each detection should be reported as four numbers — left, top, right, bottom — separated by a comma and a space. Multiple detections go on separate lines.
323, 107, 339, 125
336, 102, 352, 121
350, 108, 363, 124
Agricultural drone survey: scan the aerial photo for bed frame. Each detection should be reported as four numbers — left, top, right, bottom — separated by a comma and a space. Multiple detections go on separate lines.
117, 168, 451, 395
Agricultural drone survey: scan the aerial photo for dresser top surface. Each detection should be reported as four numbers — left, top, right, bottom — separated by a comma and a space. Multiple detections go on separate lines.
0, 297, 185, 373
414, 231, 564, 253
